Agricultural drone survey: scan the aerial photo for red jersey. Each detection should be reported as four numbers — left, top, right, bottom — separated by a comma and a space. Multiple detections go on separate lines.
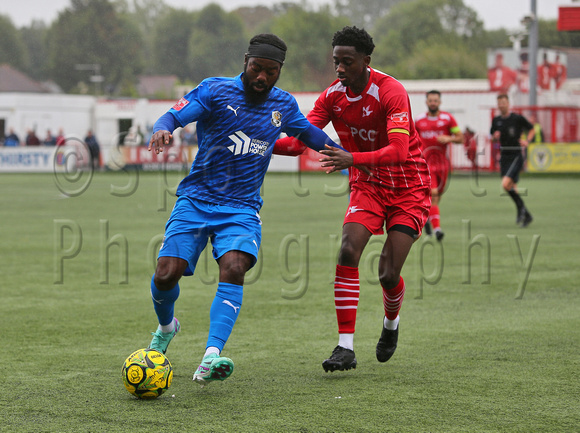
487, 66, 517, 92
551, 62, 567, 89
307, 67, 430, 189
537, 63, 552, 90
415, 111, 460, 156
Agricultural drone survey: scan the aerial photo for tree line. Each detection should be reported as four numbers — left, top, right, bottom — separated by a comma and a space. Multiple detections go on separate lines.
1, 0, 577, 96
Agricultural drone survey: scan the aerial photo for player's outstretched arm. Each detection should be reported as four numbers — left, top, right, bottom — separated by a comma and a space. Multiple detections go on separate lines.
273, 135, 307, 156
149, 112, 179, 154
321, 131, 409, 171
295, 124, 346, 153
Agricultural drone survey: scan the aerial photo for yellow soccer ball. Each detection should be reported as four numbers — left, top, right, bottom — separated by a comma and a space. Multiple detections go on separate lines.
122, 348, 173, 399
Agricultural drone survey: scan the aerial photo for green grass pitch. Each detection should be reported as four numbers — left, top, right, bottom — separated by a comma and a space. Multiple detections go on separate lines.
1, 170, 578, 432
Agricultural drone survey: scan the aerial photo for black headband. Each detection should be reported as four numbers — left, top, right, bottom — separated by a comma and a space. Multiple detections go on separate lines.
246, 42, 286, 65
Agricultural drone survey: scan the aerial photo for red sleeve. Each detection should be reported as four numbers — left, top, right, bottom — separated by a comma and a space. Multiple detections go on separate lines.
273, 135, 307, 156
351, 132, 408, 166
306, 94, 332, 129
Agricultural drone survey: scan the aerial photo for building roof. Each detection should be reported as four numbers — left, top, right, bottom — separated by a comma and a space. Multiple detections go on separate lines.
0, 64, 49, 93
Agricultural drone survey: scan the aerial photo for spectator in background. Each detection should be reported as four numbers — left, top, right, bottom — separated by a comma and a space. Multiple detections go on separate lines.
56, 128, 66, 146
488, 53, 517, 92
463, 127, 478, 168
43, 129, 56, 146
26, 130, 40, 146
4, 128, 20, 147
85, 130, 101, 170
528, 113, 544, 144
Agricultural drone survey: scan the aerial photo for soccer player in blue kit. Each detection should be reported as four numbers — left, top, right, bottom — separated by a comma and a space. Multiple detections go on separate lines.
146, 34, 344, 387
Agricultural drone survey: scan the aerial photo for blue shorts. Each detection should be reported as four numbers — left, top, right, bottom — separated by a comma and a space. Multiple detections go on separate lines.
158, 196, 262, 273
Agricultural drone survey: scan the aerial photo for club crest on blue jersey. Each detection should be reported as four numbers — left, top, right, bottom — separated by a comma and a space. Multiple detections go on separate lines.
271, 111, 282, 127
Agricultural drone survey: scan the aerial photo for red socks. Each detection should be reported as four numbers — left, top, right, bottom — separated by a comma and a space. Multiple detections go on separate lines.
335, 267, 406, 332
430, 204, 440, 230
334, 265, 360, 334
383, 277, 406, 320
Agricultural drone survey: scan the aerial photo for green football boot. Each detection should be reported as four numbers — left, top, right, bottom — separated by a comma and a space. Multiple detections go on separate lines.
148, 318, 180, 355
193, 353, 234, 387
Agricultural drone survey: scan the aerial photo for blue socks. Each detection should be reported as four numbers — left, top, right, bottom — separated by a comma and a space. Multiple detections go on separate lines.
150, 277, 243, 351
150, 275, 180, 327
207, 282, 243, 351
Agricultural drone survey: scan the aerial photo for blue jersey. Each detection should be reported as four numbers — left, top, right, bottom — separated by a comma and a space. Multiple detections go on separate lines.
168, 74, 310, 211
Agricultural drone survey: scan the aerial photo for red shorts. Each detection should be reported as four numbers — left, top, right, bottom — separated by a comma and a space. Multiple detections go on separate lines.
344, 182, 431, 237
424, 149, 450, 194
428, 161, 450, 194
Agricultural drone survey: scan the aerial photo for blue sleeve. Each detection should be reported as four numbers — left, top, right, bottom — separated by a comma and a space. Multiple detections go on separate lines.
295, 124, 346, 152
153, 112, 180, 133
279, 93, 344, 152
169, 81, 211, 127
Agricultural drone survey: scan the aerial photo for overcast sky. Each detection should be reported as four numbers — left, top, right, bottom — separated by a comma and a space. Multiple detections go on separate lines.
1, 0, 562, 30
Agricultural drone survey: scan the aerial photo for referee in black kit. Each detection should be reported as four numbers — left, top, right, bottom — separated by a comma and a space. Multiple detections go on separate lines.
490, 93, 535, 227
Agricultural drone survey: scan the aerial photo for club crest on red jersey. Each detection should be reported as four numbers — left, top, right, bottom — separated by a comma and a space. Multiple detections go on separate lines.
390, 111, 409, 124
172, 97, 189, 111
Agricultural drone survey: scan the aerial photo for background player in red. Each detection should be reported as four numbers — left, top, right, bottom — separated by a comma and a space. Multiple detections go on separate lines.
275, 26, 431, 372
537, 53, 553, 91
415, 90, 463, 241
551, 53, 567, 90
488, 53, 517, 93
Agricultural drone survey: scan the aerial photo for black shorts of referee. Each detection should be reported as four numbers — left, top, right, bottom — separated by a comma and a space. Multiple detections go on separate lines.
500, 150, 524, 183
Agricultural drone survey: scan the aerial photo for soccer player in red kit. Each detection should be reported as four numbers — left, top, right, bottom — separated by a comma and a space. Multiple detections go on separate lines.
275, 26, 431, 371
415, 90, 463, 241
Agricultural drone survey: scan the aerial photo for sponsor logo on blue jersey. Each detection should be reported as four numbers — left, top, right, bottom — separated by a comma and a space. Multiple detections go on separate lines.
227, 130, 270, 156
